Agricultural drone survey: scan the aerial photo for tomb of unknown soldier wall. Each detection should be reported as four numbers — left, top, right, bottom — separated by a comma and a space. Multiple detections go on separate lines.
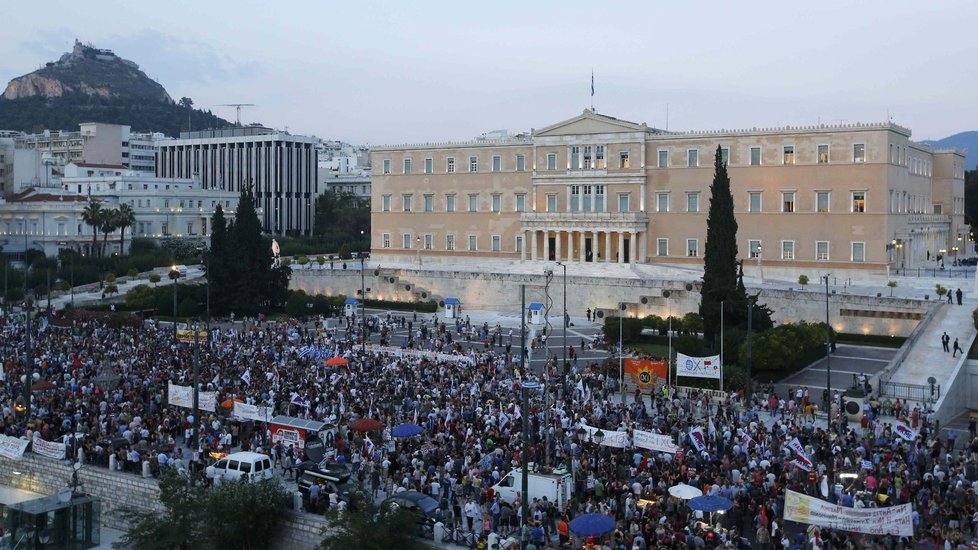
290, 267, 931, 337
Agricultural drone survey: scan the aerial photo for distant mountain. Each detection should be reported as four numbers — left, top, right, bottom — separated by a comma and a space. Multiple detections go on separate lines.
922, 131, 978, 171
0, 40, 232, 136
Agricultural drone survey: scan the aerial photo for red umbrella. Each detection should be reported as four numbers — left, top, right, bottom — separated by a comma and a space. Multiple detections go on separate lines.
31, 380, 57, 391
349, 418, 385, 432
325, 357, 349, 366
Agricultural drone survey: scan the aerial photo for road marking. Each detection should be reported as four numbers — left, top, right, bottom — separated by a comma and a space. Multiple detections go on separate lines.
830, 356, 890, 363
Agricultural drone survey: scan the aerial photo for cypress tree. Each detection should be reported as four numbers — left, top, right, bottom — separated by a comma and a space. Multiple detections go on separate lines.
700, 145, 739, 346
208, 205, 232, 313
229, 186, 275, 314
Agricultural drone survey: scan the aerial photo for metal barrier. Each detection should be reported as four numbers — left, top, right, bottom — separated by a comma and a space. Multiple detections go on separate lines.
892, 267, 974, 279
878, 380, 940, 403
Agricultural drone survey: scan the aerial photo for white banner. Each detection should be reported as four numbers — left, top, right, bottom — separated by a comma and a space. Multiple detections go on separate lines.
0, 434, 29, 460
367, 345, 476, 365
579, 424, 629, 448
233, 402, 274, 422
784, 489, 913, 537
31, 433, 68, 460
675, 353, 721, 379
31, 434, 66, 460
633, 430, 680, 453
167, 382, 217, 412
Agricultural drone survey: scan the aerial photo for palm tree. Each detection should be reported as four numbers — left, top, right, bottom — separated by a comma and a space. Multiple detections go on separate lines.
115, 204, 136, 254
81, 201, 104, 257
100, 208, 119, 257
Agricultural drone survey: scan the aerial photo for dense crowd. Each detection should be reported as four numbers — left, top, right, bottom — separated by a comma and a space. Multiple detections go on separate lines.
1, 308, 975, 550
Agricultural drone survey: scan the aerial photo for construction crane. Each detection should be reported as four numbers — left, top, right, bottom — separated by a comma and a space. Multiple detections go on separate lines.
217, 103, 255, 126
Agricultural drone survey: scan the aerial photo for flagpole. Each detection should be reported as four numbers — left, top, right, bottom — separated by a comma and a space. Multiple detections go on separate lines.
720, 301, 724, 393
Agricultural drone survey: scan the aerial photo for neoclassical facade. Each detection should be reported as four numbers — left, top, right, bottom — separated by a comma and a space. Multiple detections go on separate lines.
370, 111, 969, 272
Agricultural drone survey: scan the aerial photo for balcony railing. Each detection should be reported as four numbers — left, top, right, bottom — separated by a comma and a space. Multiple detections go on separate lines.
521, 211, 649, 223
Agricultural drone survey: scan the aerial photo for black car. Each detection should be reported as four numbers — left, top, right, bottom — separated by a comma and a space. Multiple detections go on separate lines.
381, 491, 440, 537
296, 462, 361, 509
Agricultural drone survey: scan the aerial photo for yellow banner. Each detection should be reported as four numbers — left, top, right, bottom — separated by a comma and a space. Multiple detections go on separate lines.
176, 329, 208, 342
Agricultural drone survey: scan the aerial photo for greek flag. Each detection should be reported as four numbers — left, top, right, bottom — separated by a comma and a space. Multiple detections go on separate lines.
298, 346, 325, 359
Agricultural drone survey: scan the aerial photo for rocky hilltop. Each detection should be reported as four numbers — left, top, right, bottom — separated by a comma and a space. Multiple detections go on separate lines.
0, 40, 231, 136
2, 40, 172, 103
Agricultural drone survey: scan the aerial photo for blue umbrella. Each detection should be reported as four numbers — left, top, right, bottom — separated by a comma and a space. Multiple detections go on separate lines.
391, 423, 424, 438
569, 513, 616, 537
688, 495, 734, 513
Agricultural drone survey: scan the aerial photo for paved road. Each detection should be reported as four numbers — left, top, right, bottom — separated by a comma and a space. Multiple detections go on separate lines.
775, 344, 896, 399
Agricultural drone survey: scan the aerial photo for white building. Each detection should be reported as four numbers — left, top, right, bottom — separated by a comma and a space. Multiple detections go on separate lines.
157, 127, 318, 236
0, 165, 239, 257
317, 140, 371, 203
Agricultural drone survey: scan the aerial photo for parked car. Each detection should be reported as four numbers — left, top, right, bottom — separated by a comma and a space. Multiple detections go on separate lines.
381, 490, 439, 538
206, 451, 274, 485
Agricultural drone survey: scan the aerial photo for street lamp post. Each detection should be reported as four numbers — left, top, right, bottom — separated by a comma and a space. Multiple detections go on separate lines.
169, 267, 180, 341
619, 302, 625, 403
756, 244, 764, 284
191, 323, 201, 474
23, 296, 33, 421
555, 262, 567, 375
197, 246, 210, 342
746, 294, 756, 395
416, 236, 422, 266
823, 274, 832, 412
359, 251, 369, 353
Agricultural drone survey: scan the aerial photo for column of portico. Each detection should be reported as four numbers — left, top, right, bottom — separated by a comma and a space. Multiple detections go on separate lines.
543, 232, 550, 261
521, 230, 528, 261
605, 231, 612, 263
618, 232, 625, 263
531, 230, 538, 260
579, 232, 586, 262
634, 232, 642, 264
555, 230, 562, 262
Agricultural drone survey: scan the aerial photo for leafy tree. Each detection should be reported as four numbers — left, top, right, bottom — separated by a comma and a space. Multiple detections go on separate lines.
297, 255, 309, 268
103, 283, 119, 297
127, 268, 138, 278
798, 274, 809, 287
317, 255, 326, 268
887, 280, 897, 296
681, 312, 704, 335
149, 273, 161, 286
318, 503, 426, 550
115, 469, 202, 549
115, 471, 286, 550
208, 205, 232, 313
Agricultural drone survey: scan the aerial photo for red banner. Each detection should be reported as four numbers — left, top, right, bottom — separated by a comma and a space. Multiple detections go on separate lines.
624, 359, 668, 389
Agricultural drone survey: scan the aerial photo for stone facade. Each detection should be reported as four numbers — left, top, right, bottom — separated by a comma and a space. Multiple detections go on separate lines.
371, 110, 970, 273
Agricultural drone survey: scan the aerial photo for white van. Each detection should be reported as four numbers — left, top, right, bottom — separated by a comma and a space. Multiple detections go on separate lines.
491, 468, 573, 508
207, 451, 275, 485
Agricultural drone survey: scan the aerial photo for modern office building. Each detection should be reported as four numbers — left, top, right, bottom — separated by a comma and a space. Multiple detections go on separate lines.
13, 122, 161, 173
371, 110, 969, 273
156, 127, 318, 236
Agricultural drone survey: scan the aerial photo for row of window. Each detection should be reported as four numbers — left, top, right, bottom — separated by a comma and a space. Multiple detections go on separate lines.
380, 231, 870, 262
382, 154, 528, 175
126, 199, 233, 209
383, 232, 518, 253
383, 193, 527, 213
383, 143, 874, 175
1, 220, 205, 238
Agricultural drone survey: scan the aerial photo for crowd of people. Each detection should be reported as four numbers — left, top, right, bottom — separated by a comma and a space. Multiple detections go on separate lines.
1, 307, 975, 549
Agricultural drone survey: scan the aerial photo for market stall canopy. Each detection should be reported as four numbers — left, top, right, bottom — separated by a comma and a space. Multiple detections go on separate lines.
568, 513, 616, 537
392, 423, 423, 438
688, 495, 734, 512
349, 417, 385, 432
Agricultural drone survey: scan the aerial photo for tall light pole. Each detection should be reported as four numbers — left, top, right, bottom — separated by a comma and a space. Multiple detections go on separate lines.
359, 252, 369, 353
746, 294, 756, 395
619, 302, 625, 403
23, 295, 33, 421
555, 261, 567, 375
197, 246, 210, 341
416, 236, 422, 266
756, 244, 764, 284
169, 266, 180, 341
823, 274, 832, 412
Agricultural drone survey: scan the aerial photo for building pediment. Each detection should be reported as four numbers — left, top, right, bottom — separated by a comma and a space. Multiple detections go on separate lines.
534, 110, 647, 137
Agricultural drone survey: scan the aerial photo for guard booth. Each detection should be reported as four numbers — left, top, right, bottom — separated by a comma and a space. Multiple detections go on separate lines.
444, 298, 461, 319
528, 303, 545, 325
2, 492, 101, 549
343, 297, 360, 318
